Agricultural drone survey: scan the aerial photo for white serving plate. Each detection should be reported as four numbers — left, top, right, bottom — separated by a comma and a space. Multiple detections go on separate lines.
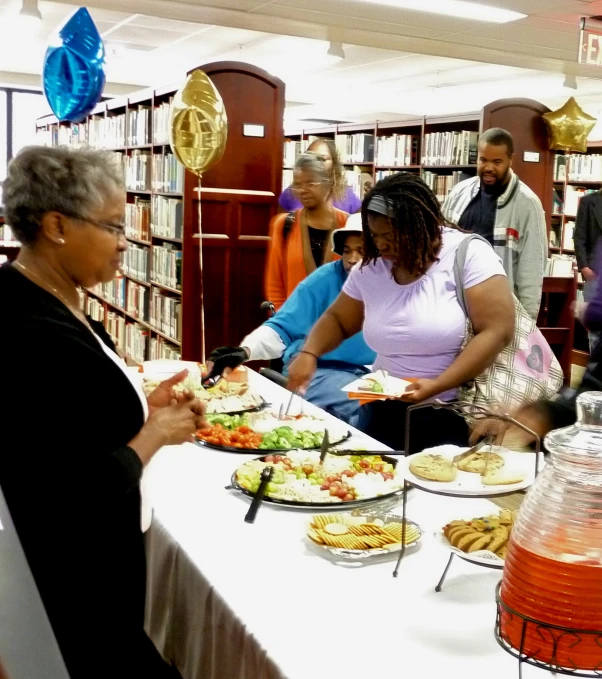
401, 444, 540, 497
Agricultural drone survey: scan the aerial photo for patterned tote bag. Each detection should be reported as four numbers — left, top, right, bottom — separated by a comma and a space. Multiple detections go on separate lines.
453, 234, 564, 412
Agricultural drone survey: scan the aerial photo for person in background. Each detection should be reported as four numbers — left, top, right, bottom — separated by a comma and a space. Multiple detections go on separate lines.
287, 172, 515, 452
574, 190, 602, 349
442, 127, 547, 319
265, 153, 348, 310
206, 216, 374, 425
0, 146, 206, 677
279, 138, 362, 214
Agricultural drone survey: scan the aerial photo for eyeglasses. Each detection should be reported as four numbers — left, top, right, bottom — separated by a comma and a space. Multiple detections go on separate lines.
67, 213, 127, 239
290, 182, 324, 194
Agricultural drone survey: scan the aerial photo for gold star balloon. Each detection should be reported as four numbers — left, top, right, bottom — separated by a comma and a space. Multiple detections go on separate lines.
170, 69, 228, 176
542, 97, 597, 153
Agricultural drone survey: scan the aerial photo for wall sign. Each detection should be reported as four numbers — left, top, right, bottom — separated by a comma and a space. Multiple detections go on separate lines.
243, 124, 265, 138
579, 16, 602, 66
523, 151, 540, 163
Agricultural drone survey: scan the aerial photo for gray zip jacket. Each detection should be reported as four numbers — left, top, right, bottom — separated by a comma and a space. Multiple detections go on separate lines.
442, 170, 547, 319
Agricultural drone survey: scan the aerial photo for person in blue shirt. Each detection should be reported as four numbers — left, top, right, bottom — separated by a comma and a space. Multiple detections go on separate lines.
206, 215, 374, 425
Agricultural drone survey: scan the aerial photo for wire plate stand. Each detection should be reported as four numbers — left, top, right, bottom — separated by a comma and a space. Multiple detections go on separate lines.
392, 399, 541, 589
494, 582, 602, 678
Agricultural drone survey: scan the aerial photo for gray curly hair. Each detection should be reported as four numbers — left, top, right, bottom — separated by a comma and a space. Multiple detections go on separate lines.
294, 153, 334, 189
2, 145, 125, 244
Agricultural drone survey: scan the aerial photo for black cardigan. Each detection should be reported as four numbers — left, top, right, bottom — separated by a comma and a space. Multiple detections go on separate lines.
0, 264, 153, 676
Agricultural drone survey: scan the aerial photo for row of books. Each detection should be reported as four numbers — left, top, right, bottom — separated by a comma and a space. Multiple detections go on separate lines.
375, 134, 419, 167
126, 150, 152, 192
106, 311, 126, 353
153, 100, 173, 145
421, 131, 479, 166
92, 277, 126, 310
282, 169, 293, 191
567, 154, 602, 183
345, 168, 374, 199
151, 196, 183, 239
150, 290, 182, 342
546, 254, 576, 277
125, 323, 148, 365
283, 140, 308, 167
563, 186, 598, 217
125, 198, 151, 242
152, 153, 184, 193
128, 106, 151, 147
0, 224, 19, 243
85, 296, 104, 323
151, 244, 182, 290
126, 280, 149, 323
335, 134, 375, 164
105, 114, 127, 148
123, 244, 150, 283
422, 170, 472, 203
150, 337, 181, 361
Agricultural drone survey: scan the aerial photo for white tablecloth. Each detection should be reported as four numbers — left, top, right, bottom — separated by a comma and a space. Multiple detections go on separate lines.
144, 371, 530, 679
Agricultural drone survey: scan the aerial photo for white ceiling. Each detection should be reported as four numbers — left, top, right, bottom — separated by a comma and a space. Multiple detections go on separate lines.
2, 0, 602, 128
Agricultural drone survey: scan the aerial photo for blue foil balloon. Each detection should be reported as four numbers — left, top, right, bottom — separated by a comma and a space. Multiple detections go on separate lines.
43, 7, 106, 122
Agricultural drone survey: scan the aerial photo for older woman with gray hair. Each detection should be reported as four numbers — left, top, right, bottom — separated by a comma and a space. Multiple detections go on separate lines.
0, 145, 206, 677
265, 152, 350, 310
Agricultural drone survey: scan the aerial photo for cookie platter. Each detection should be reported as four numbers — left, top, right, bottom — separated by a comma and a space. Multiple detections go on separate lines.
435, 508, 518, 569
401, 444, 538, 497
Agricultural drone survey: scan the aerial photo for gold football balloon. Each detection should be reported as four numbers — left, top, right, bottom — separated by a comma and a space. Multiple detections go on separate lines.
170, 69, 228, 176
542, 97, 596, 153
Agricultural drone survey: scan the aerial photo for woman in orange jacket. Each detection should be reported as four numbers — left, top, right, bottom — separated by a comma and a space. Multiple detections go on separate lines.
265, 153, 349, 310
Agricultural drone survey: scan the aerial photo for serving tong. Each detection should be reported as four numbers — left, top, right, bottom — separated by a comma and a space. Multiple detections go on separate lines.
244, 466, 273, 523
453, 436, 495, 476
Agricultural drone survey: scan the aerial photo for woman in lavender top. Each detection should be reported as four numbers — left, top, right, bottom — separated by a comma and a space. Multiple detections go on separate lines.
288, 172, 515, 451
279, 138, 362, 214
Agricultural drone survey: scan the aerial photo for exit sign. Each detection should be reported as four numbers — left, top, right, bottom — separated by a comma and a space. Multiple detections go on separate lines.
579, 16, 602, 66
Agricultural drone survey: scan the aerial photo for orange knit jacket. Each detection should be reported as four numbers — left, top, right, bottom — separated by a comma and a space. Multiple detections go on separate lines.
264, 209, 349, 310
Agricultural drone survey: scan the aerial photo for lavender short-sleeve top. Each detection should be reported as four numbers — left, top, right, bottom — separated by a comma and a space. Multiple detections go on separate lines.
279, 185, 361, 213
343, 228, 507, 399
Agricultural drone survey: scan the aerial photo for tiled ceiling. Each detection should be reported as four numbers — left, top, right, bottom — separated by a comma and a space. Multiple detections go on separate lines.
2, 0, 602, 127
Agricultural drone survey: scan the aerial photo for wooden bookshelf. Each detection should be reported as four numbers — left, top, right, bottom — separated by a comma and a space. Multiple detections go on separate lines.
37, 61, 285, 365
37, 91, 187, 364
284, 113, 485, 205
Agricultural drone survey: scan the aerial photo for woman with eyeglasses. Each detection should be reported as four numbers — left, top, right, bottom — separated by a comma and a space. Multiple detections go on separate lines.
266, 152, 349, 310
279, 138, 362, 214
0, 146, 206, 677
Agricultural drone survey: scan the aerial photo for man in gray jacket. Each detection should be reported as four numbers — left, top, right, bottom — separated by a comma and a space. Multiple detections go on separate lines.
442, 127, 547, 318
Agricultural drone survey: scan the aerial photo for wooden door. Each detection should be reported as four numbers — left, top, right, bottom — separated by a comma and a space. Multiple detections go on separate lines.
180, 62, 285, 361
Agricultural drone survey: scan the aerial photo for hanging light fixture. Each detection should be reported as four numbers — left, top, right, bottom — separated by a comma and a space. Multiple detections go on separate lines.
20, 0, 42, 20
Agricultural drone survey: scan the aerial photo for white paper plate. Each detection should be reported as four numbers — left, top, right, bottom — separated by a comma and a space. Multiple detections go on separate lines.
341, 372, 411, 398
401, 444, 539, 496
434, 530, 505, 569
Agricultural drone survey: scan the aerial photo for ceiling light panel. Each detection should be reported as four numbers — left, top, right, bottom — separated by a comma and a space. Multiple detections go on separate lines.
349, 0, 526, 23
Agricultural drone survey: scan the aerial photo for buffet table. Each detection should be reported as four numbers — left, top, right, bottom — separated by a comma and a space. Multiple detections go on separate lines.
144, 370, 525, 679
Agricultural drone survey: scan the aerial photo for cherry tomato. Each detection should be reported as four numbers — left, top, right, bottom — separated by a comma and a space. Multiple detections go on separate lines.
336, 488, 348, 499
342, 469, 355, 477
302, 465, 314, 475
329, 487, 340, 496
343, 493, 355, 502
358, 460, 370, 468
320, 484, 330, 491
